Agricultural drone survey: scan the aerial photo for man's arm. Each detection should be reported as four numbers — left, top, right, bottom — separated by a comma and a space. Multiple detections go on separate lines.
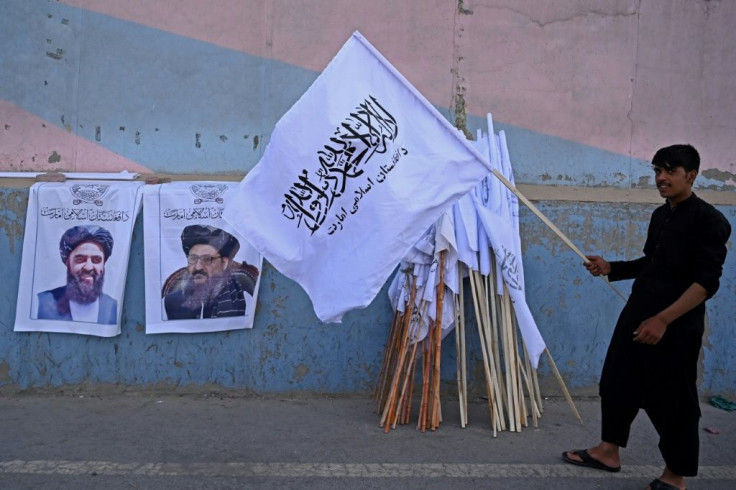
632, 282, 708, 345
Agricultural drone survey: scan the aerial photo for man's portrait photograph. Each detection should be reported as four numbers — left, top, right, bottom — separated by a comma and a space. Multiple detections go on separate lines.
161, 224, 259, 320
142, 182, 263, 333
36, 225, 118, 324
14, 180, 144, 337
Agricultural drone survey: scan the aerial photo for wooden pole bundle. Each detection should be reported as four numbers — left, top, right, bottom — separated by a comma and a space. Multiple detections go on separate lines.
374, 167, 589, 433
376, 254, 450, 433
460, 249, 554, 435
378, 273, 418, 431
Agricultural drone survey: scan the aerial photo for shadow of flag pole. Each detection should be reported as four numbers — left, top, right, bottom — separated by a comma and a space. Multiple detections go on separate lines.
490, 168, 628, 303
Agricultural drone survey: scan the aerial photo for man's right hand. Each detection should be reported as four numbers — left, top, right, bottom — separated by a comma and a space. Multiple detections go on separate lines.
584, 255, 611, 276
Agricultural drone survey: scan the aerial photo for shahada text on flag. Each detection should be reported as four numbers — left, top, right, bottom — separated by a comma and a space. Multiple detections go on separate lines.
143, 182, 263, 333
14, 181, 144, 337
223, 31, 491, 323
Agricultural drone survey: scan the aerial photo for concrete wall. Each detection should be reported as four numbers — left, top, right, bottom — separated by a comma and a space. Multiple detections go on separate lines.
1, 0, 734, 395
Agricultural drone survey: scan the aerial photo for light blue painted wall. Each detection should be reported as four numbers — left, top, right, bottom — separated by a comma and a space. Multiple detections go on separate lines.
1, 187, 733, 396
519, 200, 736, 395
1, 1, 734, 396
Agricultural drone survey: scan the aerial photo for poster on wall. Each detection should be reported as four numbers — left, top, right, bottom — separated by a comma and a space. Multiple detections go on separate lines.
143, 182, 262, 334
14, 181, 144, 337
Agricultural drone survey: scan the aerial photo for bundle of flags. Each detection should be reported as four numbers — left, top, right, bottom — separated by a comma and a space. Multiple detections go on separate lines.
224, 31, 580, 433
375, 115, 548, 434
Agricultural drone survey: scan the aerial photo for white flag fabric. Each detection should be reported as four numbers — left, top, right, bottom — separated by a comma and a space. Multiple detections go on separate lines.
435, 210, 459, 294
223, 31, 491, 323
14, 181, 143, 337
452, 196, 478, 271
143, 182, 263, 334
472, 193, 546, 368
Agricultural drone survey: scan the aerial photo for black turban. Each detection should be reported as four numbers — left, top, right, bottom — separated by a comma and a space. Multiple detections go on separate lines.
181, 225, 240, 259
59, 225, 114, 263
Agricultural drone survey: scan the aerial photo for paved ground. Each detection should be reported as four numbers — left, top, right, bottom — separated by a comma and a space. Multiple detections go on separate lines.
0, 392, 734, 489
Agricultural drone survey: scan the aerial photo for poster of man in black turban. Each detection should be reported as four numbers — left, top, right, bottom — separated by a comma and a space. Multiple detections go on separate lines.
36, 225, 118, 324
143, 182, 262, 334
162, 225, 258, 320
14, 181, 144, 337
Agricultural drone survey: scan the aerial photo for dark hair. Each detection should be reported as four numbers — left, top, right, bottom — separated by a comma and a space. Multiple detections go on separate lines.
59, 225, 114, 263
180, 225, 240, 259
651, 144, 700, 173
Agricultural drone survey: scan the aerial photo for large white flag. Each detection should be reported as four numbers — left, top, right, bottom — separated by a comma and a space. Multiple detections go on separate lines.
224, 31, 491, 323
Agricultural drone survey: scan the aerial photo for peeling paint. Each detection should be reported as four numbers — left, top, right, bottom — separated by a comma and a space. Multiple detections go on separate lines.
453, 93, 472, 140
293, 363, 309, 383
702, 168, 736, 184
47, 151, 61, 163
45, 48, 64, 60
458, 4, 472, 15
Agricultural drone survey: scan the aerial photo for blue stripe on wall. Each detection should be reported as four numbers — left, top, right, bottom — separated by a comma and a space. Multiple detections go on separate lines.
1, 0, 317, 174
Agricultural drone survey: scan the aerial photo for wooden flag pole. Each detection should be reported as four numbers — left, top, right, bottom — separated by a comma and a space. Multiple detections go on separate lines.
381, 275, 418, 430
479, 270, 506, 433
490, 169, 627, 302
375, 308, 402, 411
477, 270, 505, 433
469, 271, 498, 434
485, 267, 507, 431
455, 267, 468, 427
545, 348, 583, 425
430, 251, 446, 431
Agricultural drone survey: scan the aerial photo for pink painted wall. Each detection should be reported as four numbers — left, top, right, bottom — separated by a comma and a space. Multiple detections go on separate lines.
0, 101, 150, 173
59, 0, 736, 174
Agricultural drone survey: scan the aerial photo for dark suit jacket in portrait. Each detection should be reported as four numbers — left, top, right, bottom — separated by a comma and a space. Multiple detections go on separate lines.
37, 286, 118, 324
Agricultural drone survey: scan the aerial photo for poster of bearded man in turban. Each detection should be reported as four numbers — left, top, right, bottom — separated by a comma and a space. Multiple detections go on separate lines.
36, 225, 118, 324
162, 225, 258, 320
143, 182, 262, 334
14, 180, 144, 337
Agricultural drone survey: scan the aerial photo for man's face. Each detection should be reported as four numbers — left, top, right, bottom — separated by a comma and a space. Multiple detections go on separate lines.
654, 165, 696, 205
186, 244, 228, 284
66, 241, 106, 303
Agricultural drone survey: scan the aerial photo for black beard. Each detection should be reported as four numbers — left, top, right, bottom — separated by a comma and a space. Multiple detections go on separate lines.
181, 270, 229, 309
66, 269, 104, 304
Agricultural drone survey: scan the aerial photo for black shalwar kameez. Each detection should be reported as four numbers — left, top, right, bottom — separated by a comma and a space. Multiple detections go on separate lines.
599, 193, 730, 476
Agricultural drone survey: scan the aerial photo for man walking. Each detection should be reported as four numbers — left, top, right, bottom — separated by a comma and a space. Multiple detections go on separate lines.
563, 144, 731, 490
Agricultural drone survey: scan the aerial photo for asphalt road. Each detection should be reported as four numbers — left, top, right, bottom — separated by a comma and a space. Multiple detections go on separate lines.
1, 392, 735, 489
